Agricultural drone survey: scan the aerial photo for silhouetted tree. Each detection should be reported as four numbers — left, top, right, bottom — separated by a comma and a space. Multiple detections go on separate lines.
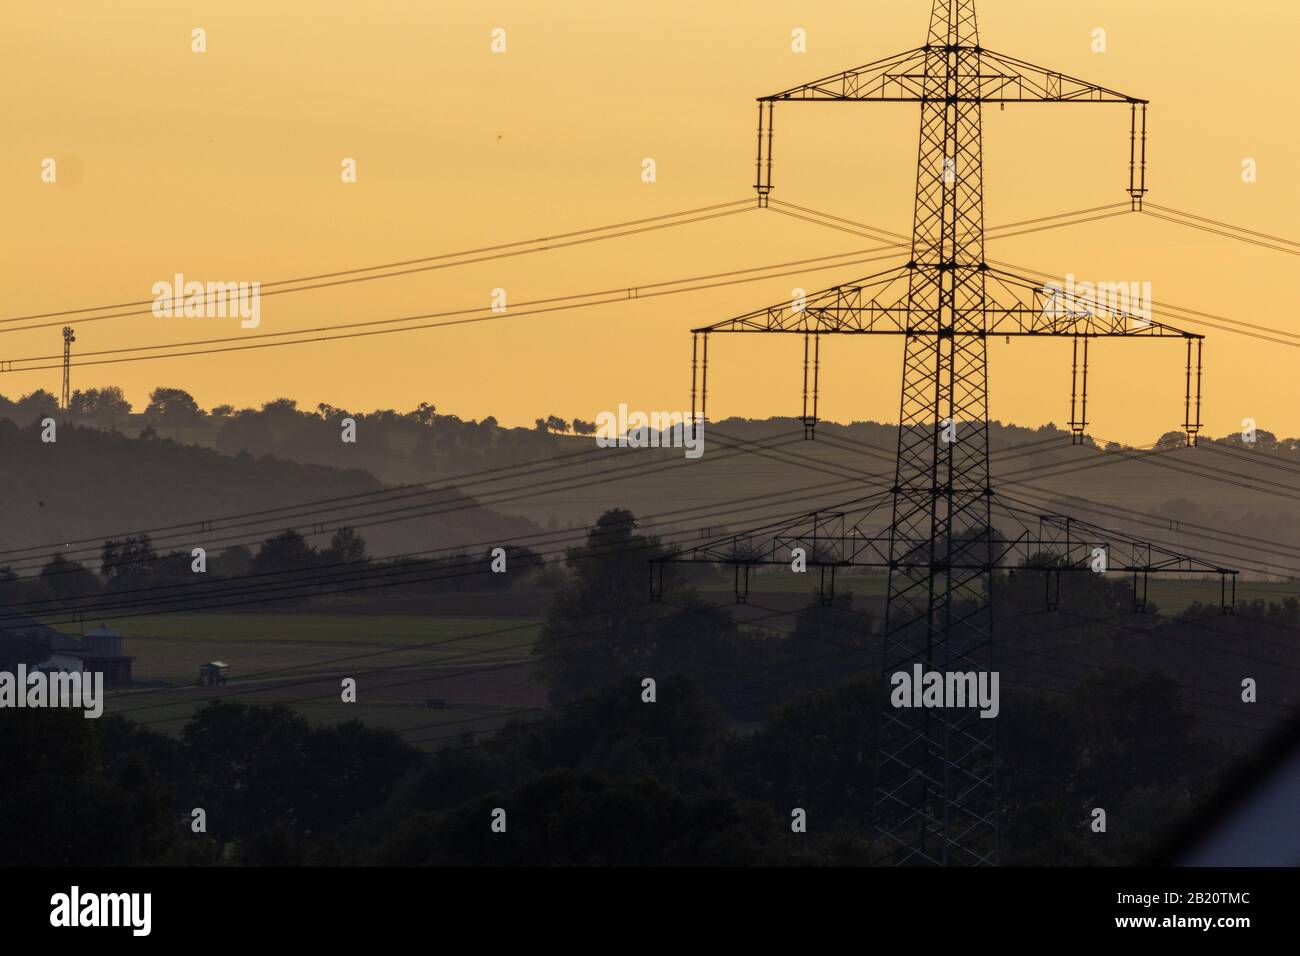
101, 535, 159, 590
261, 397, 298, 417
212, 545, 254, 578
323, 526, 368, 565
39, 554, 100, 601
70, 386, 131, 421
533, 510, 669, 701
145, 387, 203, 423
251, 530, 317, 575
15, 389, 58, 422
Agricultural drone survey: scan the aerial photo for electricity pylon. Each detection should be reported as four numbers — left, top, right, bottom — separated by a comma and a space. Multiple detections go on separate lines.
654, 0, 1233, 866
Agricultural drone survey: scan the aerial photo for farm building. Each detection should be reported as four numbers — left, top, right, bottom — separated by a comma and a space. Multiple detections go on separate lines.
0, 617, 133, 687
77, 624, 134, 686
0, 614, 67, 667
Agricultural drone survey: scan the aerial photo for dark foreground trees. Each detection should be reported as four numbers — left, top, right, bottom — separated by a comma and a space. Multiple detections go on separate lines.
0, 506, 1257, 866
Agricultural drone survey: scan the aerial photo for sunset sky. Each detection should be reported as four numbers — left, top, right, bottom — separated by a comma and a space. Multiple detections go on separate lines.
4, 0, 1297, 444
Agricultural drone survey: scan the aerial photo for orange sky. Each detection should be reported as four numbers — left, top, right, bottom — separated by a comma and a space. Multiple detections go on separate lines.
3, 0, 1297, 444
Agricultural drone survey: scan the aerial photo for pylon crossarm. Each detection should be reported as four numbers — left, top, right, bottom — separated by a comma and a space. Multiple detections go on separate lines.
973, 49, 1142, 103
649, 493, 1234, 575
993, 499, 1234, 576
762, 47, 931, 102
984, 268, 1193, 338
691, 263, 1195, 338
691, 264, 913, 334
654, 542, 1230, 575
758, 47, 1141, 105
649, 494, 893, 571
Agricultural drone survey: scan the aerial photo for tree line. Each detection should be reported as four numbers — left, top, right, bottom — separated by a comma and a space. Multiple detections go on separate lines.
0, 526, 545, 655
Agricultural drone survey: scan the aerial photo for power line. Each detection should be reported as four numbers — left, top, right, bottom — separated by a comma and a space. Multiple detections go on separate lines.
0, 426, 1087, 614
775, 199, 1300, 351
43, 426, 1300, 658
0, 201, 1145, 373
1, 199, 757, 327
1143, 205, 1300, 257
814, 429, 1300, 583
0, 427, 831, 578
19, 422, 1300, 625
6, 432, 952, 628
0, 245, 901, 362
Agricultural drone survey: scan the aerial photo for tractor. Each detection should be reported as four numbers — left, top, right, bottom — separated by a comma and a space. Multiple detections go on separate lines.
197, 661, 229, 687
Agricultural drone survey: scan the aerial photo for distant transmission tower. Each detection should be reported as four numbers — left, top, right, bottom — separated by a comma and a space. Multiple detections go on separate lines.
61, 326, 76, 410
653, 0, 1236, 866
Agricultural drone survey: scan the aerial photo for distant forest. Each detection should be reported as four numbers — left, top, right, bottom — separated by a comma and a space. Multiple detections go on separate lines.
5, 383, 1299, 483
4, 383, 1300, 583
0, 385, 596, 485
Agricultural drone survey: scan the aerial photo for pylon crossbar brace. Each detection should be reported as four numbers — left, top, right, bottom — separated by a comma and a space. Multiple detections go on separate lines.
759, 46, 1144, 105
695, 265, 1196, 339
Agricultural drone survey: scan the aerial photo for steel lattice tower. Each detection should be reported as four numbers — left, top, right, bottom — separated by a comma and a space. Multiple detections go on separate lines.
879, 1, 998, 867
655, 0, 1234, 867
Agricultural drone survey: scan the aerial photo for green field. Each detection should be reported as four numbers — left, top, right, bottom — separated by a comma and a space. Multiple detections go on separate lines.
104, 612, 541, 684
68, 612, 546, 742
